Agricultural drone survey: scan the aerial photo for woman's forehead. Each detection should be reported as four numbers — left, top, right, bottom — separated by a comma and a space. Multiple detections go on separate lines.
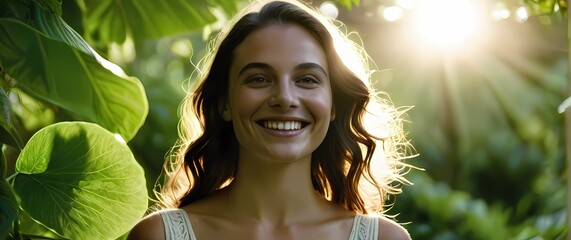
230, 24, 329, 74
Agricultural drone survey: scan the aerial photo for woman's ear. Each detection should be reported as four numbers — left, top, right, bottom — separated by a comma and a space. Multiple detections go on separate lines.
330, 107, 336, 121
220, 101, 232, 121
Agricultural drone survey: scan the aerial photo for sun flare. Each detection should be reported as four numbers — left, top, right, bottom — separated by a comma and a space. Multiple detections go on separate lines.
413, 0, 482, 49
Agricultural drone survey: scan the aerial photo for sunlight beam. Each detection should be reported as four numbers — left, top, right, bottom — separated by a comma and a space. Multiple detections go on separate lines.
413, 0, 481, 49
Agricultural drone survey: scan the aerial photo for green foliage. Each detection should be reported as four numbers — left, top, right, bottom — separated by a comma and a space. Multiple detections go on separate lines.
395, 172, 512, 239
336, 0, 360, 10
0, 178, 17, 239
36, 0, 62, 16
13, 122, 147, 240
0, 88, 22, 149
82, 0, 218, 44
389, 171, 567, 239
0, 6, 148, 141
16, 209, 62, 239
0, 145, 5, 178
0, 0, 160, 238
523, 0, 564, 15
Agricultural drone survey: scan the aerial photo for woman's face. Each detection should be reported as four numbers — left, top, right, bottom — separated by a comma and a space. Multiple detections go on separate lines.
225, 24, 333, 163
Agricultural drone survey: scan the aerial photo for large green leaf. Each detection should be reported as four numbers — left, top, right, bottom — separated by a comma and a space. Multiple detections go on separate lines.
0, 18, 148, 141
0, 87, 23, 149
0, 179, 18, 239
83, 0, 217, 43
12, 122, 148, 240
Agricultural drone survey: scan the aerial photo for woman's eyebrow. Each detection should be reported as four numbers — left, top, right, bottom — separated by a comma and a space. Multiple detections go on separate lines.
238, 62, 328, 77
294, 63, 328, 77
238, 62, 273, 76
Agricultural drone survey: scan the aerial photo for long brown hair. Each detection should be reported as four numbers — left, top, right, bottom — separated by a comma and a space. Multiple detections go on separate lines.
159, 0, 413, 214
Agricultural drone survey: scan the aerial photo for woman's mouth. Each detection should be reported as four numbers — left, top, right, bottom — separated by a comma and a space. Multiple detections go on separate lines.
257, 120, 307, 130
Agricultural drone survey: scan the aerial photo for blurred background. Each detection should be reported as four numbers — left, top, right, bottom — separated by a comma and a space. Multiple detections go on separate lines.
324, 1, 567, 239
2, 0, 567, 239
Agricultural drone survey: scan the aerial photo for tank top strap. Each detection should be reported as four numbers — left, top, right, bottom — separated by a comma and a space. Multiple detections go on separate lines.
348, 214, 379, 240
159, 208, 197, 240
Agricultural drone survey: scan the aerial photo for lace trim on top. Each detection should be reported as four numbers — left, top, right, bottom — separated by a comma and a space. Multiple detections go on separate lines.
160, 209, 196, 240
160, 209, 378, 240
348, 214, 379, 240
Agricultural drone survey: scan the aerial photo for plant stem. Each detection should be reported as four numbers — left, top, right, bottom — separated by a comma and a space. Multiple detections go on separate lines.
6, 172, 18, 182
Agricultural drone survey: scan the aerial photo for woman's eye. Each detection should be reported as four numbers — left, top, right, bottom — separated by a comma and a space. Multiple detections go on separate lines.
251, 77, 266, 83
245, 76, 271, 86
295, 76, 320, 86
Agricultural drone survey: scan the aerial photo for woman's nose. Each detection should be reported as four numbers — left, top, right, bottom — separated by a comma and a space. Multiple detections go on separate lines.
269, 79, 298, 110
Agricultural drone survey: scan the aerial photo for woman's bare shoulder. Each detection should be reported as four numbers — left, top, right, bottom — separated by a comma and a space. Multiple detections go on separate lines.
377, 216, 411, 240
127, 211, 166, 240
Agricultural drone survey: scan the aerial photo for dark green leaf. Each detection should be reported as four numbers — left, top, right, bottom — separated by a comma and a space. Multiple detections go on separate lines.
13, 122, 148, 240
0, 88, 23, 149
0, 179, 18, 239
35, 0, 62, 16
83, 0, 217, 43
32, 3, 91, 55
0, 0, 31, 19
0, 19, 148, 141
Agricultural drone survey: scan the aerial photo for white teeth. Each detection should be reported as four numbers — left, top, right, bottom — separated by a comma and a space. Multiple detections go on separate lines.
263, 121, 302, 130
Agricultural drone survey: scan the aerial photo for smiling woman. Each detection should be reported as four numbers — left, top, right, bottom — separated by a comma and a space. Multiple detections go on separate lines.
127, 0, 414, 239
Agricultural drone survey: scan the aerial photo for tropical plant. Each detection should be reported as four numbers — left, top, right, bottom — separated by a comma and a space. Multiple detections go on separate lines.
0, 0, 152, 238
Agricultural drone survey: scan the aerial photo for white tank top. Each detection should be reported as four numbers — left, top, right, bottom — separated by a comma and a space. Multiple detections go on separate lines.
160, 208, 379, 240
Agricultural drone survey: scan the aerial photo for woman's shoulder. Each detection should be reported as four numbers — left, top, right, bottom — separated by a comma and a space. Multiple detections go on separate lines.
376, 215, 411, 240
127, 210, 169, 240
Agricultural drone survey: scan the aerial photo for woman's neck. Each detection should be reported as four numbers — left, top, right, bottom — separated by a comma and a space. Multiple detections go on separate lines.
224, 152, 331, 226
